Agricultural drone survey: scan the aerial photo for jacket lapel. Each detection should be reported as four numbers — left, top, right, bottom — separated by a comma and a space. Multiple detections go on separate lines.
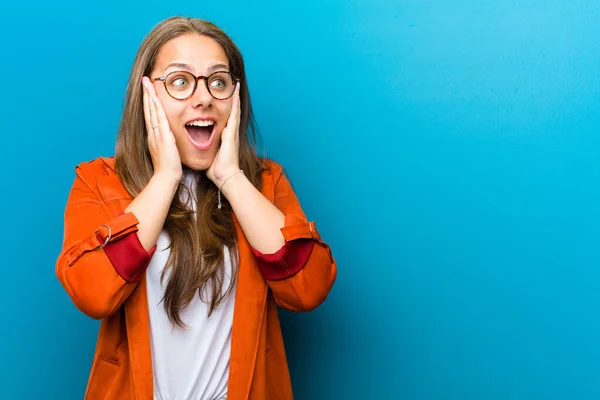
227, 218, 268, 399
124, 275, 154, 400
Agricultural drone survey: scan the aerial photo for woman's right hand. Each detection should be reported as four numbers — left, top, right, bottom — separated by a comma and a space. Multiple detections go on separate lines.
142, 76, 182, 183
122, 77, 183, 250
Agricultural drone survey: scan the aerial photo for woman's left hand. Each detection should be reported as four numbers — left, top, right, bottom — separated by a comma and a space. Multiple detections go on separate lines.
207, 82, 242, 188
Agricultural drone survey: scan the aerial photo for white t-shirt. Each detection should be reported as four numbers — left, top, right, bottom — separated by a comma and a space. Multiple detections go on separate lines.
146, 171, 235, 400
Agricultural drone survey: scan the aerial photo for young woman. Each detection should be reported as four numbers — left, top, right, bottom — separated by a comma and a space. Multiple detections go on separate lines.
56, 16, 336, 400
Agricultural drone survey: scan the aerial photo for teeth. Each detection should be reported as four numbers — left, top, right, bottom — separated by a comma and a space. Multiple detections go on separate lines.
186, 120, 214, 127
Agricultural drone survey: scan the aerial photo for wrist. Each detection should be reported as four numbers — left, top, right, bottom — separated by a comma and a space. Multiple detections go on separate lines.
152, 171, 181, 189
216, 169, 245, 209
215, 169, 244, 190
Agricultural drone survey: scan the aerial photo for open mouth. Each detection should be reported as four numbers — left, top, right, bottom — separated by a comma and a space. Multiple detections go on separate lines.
185, 120, 215, 150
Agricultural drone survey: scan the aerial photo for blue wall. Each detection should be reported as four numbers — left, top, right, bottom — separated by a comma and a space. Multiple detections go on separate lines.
1, 1, 599, 399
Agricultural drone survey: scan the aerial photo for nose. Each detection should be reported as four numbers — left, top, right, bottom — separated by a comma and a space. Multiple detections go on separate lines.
191, 78, 213, 108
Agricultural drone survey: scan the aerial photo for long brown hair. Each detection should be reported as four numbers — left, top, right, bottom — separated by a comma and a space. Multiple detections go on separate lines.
114, 16, 264, 327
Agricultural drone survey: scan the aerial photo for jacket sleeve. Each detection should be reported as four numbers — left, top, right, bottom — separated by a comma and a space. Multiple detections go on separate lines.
55, 166, 154, 319
255, 166, 337, 312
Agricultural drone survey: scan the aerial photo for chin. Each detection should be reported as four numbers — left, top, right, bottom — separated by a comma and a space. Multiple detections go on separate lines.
182, 156, 214, 172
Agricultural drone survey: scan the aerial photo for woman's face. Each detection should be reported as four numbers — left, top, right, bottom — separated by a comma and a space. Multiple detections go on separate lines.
149, 33, 234, 171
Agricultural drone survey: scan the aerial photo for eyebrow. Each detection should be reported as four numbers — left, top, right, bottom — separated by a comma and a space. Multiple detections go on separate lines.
207, 63, 229, 73
163, 62, 230, 74
164, 62, 194, 72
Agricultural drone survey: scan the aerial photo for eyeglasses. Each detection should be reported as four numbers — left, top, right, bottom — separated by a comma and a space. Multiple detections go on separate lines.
152, 70, 239, 101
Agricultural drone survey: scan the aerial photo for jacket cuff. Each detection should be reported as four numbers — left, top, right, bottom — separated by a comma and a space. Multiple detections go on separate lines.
92, 211, 155, 283
252, 239, 314, 281
99, 232, 156, 283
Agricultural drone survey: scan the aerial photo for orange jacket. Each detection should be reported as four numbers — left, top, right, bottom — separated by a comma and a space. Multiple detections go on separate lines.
56, 157, 336, 400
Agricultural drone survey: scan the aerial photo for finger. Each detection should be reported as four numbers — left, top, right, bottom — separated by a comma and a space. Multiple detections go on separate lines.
144, 78, 160, 136
224, 82, 241, 141
151, 93, 170, 134
147, 87, 170, 137
232, 81, 241, 125
142, 77, 154, 136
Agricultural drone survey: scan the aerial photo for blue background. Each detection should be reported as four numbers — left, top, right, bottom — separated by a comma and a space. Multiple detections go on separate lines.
1, 1, 599, 399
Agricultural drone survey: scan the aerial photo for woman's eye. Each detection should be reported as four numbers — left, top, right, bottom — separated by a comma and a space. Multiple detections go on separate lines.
172, 78, 188, 86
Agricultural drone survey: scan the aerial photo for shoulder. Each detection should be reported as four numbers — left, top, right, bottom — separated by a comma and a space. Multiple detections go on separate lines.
259, 158, 286, 183
74, 156, 117, 179
72, 156, 130, 199
258, 158, 299, 202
